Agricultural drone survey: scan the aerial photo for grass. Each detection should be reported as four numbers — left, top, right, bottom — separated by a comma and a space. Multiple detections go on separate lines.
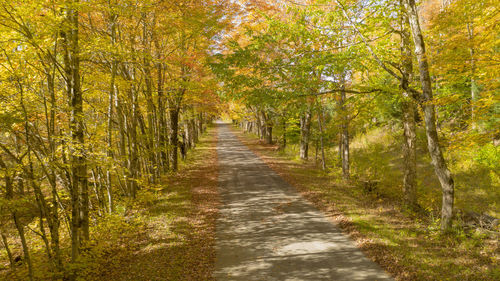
232, 125, 499, 281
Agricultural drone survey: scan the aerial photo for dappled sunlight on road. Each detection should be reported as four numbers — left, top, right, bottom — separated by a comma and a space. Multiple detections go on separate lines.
214, 124, 393, 280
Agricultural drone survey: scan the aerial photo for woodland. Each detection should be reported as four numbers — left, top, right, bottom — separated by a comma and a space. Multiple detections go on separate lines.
0, 0, 498, 280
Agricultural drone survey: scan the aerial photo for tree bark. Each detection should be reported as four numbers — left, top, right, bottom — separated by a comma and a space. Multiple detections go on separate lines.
0, 158, 33, 281
156, 62, 169, 172
339, 75, 350, 179
106, 12, 117, 213
404, 0, 455, 230
317, 102, 326, 170
256, 111, 262, 139
1, 232, 14, 269
282, 117, 287, 148
128, 85, 139, 198
169, 106, 180, 171
263, 111, 273, 144
400, 1, 418, 209
63, 0, 88, 262
467, 22, 478, 129
260, 111, 267, 141
300, 108, 312, 160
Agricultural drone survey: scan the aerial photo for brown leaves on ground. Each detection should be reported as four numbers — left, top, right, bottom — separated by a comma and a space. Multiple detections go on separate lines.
90, 128, 219, 281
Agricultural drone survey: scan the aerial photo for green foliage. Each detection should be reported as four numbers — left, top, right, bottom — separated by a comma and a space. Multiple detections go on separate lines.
474, 143, 500, 173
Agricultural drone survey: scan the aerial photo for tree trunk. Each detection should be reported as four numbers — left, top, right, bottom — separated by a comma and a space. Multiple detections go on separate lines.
0, 159, 33, 281
64, 0, 88, 262
339, 75, 350, 179
467, 22, 478, 129
266, 125, 273, 144
129, 86, 139, 198
157, 63, 169, 172
318, 103, 326, 170
400, 0, 418, 209
142, 15, 157, 184
190, 116, 198, 145
198, 113, 204, 135
106, 13, 117, 213
46, 64, 63, 271
404, 0, 455, 230
260, 111, 267, 141
1, 232, 14, 269
169, 106, 180, 171
282, 117, 287, 148
300, 108, 312, 160
262, 111, 273, 144
256, 111, 262, 139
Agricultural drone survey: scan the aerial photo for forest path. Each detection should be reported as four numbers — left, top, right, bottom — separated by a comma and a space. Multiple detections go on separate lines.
214, 122, 393, 281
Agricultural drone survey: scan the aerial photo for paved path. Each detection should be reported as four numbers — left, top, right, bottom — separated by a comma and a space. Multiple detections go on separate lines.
214, 123, 393, 281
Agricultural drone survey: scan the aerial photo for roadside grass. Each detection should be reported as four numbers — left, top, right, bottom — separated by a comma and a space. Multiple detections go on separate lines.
231, 126, 499, 281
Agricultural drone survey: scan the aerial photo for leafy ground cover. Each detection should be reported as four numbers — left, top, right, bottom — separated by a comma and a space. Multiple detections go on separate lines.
87, 127, 219, 281
231, 126, 499, 281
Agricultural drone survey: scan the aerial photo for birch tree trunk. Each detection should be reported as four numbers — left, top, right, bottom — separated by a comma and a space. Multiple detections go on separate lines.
339, 75, 350, 179
400, 1, 418, 209
300, 108, 312, 160
106, 12, 117, 213
467, 22, 478, 129
403, 0, 455, 230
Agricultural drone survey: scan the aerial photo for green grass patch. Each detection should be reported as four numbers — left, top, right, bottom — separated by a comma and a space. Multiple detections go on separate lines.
233, 125, 499, 281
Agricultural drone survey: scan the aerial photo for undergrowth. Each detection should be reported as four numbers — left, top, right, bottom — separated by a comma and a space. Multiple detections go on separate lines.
234, 125, 499, 281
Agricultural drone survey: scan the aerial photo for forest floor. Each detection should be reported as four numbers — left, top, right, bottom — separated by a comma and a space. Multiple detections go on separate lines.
88, 126, 219, 281
230, 126, 500, 281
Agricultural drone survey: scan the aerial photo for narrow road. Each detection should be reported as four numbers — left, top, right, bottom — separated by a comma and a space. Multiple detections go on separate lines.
214, 123, 393, 281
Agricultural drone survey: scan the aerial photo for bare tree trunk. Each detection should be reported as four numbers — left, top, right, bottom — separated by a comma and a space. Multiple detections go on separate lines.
190, 113, 198, 146
400, 0, 418, 209
184, 121, 190, 150
106, 12, 117, 213
404, 0, 455, 230
169, 106, 180, 171
129, 85, 139, 198
142, 14, 157, 184
260, 111, 267, 141
157, 63, 169, 172
116, 90, 128, 194
300, 107, 312, 160
0, 159, 33, 281
256, 111, 262, 139
46, 63, 63, 271
262, 111, 273, 144
467, 22, 478, 129
63, 0, 88, 262
1, 232, 14, 269
402, 102, 417, 208
266, 125, 273, 144
339, 75, 350, 179
282, 117, 287, 148
317, 103, 326, 170
13, 215, 33, 281
198, 113, 204, 135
